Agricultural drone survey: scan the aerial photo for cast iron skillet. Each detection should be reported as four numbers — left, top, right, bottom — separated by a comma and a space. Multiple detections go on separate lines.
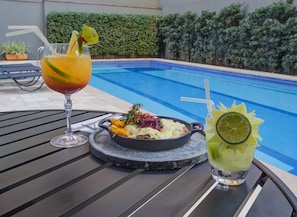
98, 115, 204, 151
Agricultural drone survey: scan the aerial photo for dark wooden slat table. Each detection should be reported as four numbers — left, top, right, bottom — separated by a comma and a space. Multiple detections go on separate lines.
1, 110, 296, 217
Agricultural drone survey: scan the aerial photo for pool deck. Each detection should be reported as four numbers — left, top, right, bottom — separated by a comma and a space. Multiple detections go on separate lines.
1, 59, 296, 197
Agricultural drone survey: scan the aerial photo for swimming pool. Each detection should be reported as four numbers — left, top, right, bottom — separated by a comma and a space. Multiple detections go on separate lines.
90, 59, 297, 176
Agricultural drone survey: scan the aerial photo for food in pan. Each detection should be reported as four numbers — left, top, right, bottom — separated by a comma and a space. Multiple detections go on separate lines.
109, 104, 189, 139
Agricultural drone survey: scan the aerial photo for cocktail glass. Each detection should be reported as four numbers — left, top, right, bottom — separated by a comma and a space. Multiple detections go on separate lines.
41, 43, 92, 148
205, 102, 263, 186
206, 139, 256, 186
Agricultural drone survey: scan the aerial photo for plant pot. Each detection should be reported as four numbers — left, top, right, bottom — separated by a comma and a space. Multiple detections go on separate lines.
5, 54, 28, 61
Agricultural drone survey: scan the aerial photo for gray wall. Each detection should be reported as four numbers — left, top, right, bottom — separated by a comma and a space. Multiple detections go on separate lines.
0, 0, 295, 60
0, 0, 161, 60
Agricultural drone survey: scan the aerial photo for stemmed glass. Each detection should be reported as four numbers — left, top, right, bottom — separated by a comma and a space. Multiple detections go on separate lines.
41, 43, 92, 148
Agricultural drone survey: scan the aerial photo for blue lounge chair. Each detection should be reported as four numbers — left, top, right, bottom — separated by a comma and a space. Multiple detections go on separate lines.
0, 63, 44, 92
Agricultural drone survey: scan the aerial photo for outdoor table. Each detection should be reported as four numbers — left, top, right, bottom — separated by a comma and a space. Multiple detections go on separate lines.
1, 110, 296, 217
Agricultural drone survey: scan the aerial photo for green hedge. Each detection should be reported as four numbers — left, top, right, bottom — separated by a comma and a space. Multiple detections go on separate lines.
159, 2, 297, 75
47, 2, 297, 76
47, 12, 161, 58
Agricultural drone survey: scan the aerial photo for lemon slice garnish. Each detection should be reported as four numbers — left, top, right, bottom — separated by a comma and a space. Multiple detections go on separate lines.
67, 30, 79, 56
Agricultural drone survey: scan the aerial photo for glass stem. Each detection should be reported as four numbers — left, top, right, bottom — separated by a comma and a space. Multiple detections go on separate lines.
64, 94, 73, 137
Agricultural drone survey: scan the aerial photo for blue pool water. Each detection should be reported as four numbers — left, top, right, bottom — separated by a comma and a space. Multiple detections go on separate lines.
90, 60, 297, 175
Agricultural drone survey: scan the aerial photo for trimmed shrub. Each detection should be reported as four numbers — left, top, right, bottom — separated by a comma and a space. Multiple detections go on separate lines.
47, 12, 162, 58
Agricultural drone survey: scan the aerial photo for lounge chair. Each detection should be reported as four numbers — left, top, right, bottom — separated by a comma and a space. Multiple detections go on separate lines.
0, 63, 44, 92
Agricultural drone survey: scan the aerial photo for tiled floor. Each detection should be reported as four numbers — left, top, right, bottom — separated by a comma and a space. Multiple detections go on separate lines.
1, 70, 296, 198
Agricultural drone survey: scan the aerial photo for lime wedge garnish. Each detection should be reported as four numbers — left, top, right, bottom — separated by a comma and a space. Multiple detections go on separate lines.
216, 112, 251, 145
47, 75, 67, 83
44, 58, 70, 78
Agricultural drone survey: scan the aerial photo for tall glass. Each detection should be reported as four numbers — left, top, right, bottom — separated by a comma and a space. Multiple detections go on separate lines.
206, 140, 256, 186
205, 122, 256, 186
41, 43, 92, 148
204, 101, 263, 186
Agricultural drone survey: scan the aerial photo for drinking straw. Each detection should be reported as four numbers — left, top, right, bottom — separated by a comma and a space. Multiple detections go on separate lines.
6, 25, 51, 48
180, 78, 214, 117
5, 29, 32, 37
180, 96, 215, 114
180, 97, 214, 105
204, 78, 214, 115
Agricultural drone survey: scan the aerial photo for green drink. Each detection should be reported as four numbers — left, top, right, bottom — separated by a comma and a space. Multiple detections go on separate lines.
205, 102, 264, 185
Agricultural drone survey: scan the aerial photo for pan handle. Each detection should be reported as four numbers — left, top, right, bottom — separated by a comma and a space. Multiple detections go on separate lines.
190, 122, 205, 136
98, 113, 126, 137
98, 119, 113, 136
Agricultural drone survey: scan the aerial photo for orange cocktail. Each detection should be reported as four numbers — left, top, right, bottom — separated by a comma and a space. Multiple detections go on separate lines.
41, 25, 98, 148
41, 55, 91, 94
41, 43, 92, 148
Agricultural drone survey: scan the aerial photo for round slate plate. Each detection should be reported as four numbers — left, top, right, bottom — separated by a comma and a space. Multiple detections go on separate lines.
89, 130, 207, 170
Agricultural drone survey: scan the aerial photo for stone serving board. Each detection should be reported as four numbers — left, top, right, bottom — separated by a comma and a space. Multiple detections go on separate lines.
89, 130, 208, 170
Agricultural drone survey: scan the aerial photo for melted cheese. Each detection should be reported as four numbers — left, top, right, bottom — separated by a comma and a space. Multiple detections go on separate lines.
125, 118, 188, 139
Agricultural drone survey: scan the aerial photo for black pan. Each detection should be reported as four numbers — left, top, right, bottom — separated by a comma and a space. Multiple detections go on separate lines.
98, 116, 204, 151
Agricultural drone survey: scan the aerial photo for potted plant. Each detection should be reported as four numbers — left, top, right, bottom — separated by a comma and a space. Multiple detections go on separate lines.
0, 40, 29, 60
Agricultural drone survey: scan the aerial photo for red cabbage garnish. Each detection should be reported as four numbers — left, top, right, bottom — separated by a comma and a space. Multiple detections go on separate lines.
138, 114, 163, 131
